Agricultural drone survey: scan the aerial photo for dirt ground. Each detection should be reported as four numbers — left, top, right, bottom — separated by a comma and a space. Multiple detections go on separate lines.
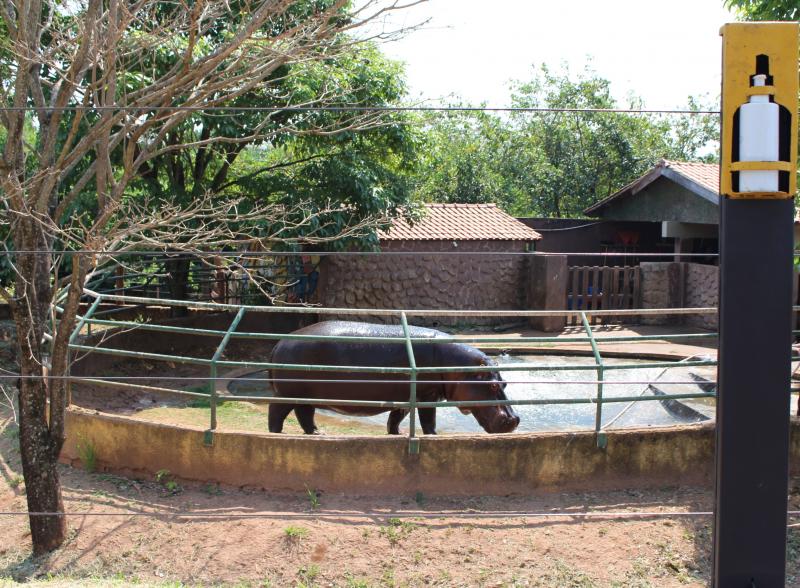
3, 405, 800, 588
2, 320, 800, 587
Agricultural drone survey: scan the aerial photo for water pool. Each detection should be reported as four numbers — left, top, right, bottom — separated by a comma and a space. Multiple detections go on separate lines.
226, 354, 716, 434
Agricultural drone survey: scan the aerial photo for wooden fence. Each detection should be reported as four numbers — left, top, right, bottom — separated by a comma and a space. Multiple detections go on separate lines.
566, 265, 641, 325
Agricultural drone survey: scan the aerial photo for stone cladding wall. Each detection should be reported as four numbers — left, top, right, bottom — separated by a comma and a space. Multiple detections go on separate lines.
640, 262, 718, 329
684, 263, 719, 330
318, 240, 530, 326
640, 263, 673, 326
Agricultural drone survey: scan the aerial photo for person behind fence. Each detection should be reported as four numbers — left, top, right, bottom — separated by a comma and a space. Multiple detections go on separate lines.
292, 254, 319, 302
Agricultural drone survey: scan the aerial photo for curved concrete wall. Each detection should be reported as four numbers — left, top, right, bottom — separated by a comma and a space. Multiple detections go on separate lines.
60, 408, 800, 495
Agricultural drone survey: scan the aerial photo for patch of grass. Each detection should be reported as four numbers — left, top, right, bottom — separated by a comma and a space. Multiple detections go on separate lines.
343, 572, 370, 588
203, 483, 222, 496
378, 518, 418, 546
8, 475, 23, 489
296, 564, 320, 588
154, 469, 181, 495
541, 558, 598, 588
284, 526, 309, 541
306, 486, 320, 510
380, 566, 396, 587
76, 435, 97, 473
135, 400, 384, 436
2, 424, 19, 440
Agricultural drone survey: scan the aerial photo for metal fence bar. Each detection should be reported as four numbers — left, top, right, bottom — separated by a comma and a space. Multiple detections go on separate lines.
65, 295, 104, 406
582, 312, 607, 448
83, 288, 722, 317
400, 312, 420, 454
69, 296, 103, 344
73, 315, 720, 344
58, 288, 733, 445
208, 307, 246, 435
65, 339, 717, 374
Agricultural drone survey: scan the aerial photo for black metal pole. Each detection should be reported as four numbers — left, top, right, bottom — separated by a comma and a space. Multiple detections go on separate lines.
713, 196, 794, 587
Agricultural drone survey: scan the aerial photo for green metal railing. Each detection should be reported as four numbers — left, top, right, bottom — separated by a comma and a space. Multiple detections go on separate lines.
65, 290, 727, 452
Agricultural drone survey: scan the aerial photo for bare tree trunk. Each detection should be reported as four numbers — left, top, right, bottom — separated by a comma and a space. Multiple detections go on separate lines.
17, 373, 66, 554
9, 218, 86, 554
10, 242, 67, 553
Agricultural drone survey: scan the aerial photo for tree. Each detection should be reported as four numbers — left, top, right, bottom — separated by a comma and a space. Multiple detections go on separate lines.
724, 0, 799, 20
0, 0, 423, 554
414, 65, 718, 217
119, 41, 419, 309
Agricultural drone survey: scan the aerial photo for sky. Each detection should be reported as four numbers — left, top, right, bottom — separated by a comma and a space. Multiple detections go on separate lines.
368, 0, 737, 110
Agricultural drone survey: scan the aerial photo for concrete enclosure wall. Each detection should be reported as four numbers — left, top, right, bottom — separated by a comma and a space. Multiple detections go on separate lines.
60, 408, 800, 496
317, 241, 529, 326
527, 255, 567, 332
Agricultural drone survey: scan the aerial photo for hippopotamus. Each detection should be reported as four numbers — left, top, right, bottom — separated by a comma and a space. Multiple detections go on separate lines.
268, 321, 520, 435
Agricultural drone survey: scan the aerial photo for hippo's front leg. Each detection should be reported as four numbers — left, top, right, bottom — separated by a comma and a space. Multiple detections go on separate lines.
387, 409, 408, 435
419, 407, 437, 435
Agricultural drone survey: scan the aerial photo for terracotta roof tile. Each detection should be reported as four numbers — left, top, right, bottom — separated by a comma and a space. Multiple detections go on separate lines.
380, 203, 542, 241
584, 159, 720, 215
663, 160, 720, 194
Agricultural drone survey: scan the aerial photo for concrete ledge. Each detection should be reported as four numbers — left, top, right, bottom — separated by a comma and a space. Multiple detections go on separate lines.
60, 408, 800, 496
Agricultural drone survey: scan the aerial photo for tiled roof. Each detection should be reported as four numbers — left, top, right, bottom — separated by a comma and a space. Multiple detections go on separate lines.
584, 159, 719, 216
380, 203, 542, 241
662, 160, 719, 194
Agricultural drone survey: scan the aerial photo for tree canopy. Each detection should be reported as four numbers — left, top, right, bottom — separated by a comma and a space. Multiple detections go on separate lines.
413, 65, 718, 217
724, 0, 800, 20
0, 0, 423, 554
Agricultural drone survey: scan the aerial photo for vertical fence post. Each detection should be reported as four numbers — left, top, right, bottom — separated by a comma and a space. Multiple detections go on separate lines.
208, 307, 246, 444
66, 295, 103, 406
581, 311, 606, 449
400, 312, 419, 455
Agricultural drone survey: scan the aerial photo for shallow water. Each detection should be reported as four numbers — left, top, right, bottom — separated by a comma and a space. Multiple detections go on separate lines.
227, 354, 716, 434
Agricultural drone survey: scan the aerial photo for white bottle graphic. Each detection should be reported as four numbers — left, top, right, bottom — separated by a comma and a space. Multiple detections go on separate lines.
738, 73, 780, 192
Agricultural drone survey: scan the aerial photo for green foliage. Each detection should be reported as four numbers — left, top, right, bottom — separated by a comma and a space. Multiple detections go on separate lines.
76, 435, 97, 473
306, 486, 320, 510
724, 0, 799, 20
155, 469, 182, 494
296, 564, 320, 588
414, 64, 719, 218
283, 525, 309, 541
121, 41, 419, 250
378, 518, 417, 546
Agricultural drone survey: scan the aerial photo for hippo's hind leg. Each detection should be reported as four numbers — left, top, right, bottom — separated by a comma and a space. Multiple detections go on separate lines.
419, 407, 437, 435
387, 409, 408, 435
295, 405, 320, 435
268, 403, 293, 433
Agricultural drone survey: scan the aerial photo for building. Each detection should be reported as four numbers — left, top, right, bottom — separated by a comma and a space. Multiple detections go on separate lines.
583, 159, 720, 262
317, 203, 542, 325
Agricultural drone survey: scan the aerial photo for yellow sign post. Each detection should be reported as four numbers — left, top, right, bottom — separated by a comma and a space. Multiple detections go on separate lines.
720, 22, 798, 198
714, 22, 799, 588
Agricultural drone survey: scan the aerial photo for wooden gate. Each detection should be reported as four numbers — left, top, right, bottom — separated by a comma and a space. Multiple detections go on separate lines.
566, 266, 641, 325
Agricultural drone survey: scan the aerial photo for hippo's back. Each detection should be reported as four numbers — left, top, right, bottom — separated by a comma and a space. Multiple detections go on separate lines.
270, 321, 449, 370
292, 320, 447, 340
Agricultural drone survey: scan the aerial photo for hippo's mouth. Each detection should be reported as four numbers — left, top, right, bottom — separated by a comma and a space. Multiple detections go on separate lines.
471, 407, 520, 434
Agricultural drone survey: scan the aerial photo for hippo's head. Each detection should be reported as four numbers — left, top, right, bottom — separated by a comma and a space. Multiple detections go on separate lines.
442, 350, 520, 434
